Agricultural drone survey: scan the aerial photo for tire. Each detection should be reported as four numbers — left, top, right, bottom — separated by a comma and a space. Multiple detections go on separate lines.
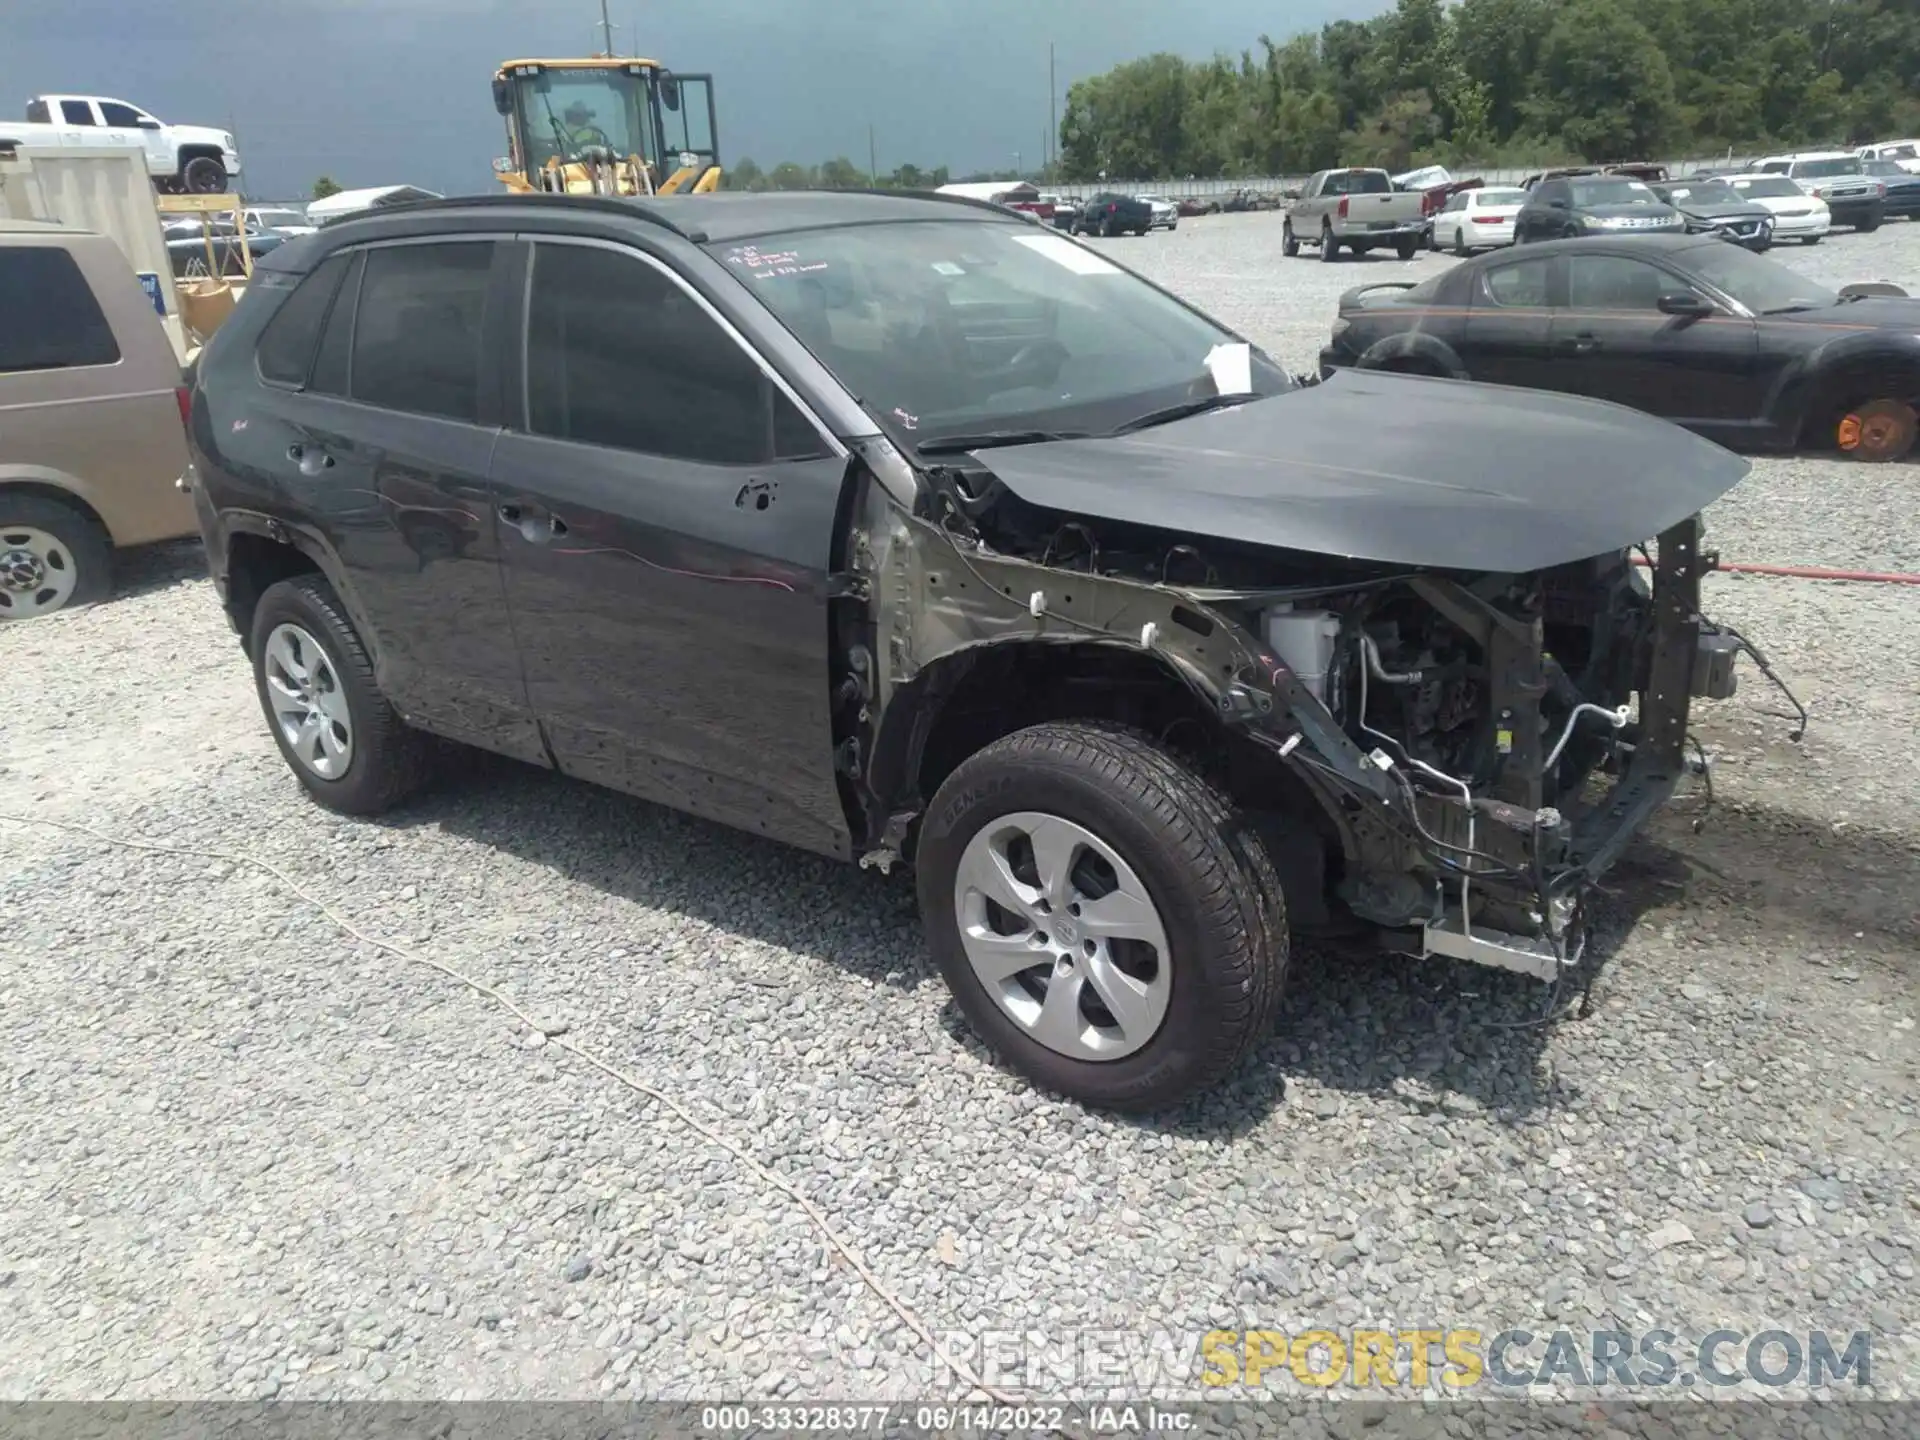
1802, 235, 1822, 246
1101, 216, 1117, 238
1453, 224, 1471, 258
1835, 398, 1918, 463
0, 493, 112, 621
1396, 239, 1417, 261
180, 155, 228, 194
916, 722, 1288, 1112
1319, 224, 1340, 262
1282, 221, 1299, 257
1857, 215, 1881, 234
249, 573, 433, 815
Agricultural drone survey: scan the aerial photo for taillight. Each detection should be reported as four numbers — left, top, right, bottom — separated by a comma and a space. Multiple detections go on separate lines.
1107, 202, 1117, 214
1472, 214, 1503, 223
1337, 195, 1349, 219
175, 386, 191, 428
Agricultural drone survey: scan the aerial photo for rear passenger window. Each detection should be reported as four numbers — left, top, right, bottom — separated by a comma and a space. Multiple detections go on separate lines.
255, 252, 350, 386
1482, 258, 1551, 308
349, 242, 494, 423
526, 242, 825, 464
60, 100, 96, 125
0, 246, 121, 372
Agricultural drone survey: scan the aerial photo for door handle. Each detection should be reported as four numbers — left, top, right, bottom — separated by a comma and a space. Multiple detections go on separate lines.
287, 443, 335, 474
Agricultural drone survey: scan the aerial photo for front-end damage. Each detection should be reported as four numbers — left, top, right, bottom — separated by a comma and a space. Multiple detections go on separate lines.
829, 418, 1764, 989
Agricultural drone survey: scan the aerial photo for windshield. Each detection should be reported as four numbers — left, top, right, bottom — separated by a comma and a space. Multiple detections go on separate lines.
714, 220, 1292, 445
510, 67, 653, 171
1683, 242, 1839, 315
1323, 170, 1391, 195
1730, 176, 1802, 199
1793, 158, 1858, 179
1880, 144, 1919, 160
1569, 178, 1659, 206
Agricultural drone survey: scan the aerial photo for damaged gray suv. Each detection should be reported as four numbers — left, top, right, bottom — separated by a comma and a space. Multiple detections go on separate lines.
185, 191, 1757, 1111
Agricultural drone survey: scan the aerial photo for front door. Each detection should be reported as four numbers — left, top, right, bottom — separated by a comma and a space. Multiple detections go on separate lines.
489, 237, 852, 857
1550, 252, 1758, 428
249, 236, 546, 762
1461, 252, 1556, 386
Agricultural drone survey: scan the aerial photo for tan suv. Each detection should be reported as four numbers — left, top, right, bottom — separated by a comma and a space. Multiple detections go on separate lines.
1, 219, 194, 620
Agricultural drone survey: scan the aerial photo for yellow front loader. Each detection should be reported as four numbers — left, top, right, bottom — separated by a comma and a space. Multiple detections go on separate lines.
491, 58, 722, 197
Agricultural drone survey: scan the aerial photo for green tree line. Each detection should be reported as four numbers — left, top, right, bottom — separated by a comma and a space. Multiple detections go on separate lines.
724, 158, 956, 192
1058, 0, 1920, 180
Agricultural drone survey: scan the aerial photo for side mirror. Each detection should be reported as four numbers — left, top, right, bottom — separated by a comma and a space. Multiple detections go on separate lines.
491, 78, 513, 116
660, 77, 681, 111
1657, 292, 1711, 317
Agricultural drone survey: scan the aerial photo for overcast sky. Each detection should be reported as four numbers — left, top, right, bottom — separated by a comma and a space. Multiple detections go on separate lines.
6, 1, 1388, 199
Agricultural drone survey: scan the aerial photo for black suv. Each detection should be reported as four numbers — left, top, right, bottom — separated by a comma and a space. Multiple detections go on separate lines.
185, 192, 1757, 1110
1070, 192, 1154, 237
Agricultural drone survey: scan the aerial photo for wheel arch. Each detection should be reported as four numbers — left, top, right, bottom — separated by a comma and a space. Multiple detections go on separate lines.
1783, 339, 1920, 448
1355, 331, 1470, 380
216, 515, 343, 656
0, 475, 110, 537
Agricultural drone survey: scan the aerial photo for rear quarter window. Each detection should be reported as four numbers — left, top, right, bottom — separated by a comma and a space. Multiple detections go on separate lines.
0, 245, 122, 373
255, 251, 351, 387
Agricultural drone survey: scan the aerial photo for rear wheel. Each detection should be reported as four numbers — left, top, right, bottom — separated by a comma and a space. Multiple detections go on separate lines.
1282, 221, 1300, 257
1835, 398, 1918, 463
1857, 214, 1882, 233
250, 573, 434, 814
1802, 234, 1822, 246
1453, 224, 1471, 257
916, 723, 1289, 1111
1319, 223, 1340, 262
0, 495, 112, 621
1395, 238, 1417, 260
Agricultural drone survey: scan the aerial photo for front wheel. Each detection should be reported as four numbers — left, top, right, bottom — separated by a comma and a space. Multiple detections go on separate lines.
1857, 215, 1882, 233
916, 723, 1289, 1112
1395, 239, 1417, 261
250, 573, 434, 814
1836, 398, 1918, 463
1802, 235, 1822, 246
180, 155, 228, 194
0, 494, 112, 621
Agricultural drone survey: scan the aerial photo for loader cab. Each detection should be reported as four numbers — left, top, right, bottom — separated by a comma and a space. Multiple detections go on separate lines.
491, 58, 720, 195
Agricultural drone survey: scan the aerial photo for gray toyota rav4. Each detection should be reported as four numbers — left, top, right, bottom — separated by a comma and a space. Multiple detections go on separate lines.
184, 191, 1761, 1111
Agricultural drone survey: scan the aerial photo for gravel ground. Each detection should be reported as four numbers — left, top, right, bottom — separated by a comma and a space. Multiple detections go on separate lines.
2, 214, 1917, 1407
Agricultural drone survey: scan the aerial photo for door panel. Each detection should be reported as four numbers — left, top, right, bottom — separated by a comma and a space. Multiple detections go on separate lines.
1549, 254, 1758, 425
494, 238, 852, 858
1462, 254, 1555, 385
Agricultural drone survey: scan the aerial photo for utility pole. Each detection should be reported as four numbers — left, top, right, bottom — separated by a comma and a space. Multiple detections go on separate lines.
869, 122, 879, 186
1048, 42, 1057, 179
598, 0, 615, 55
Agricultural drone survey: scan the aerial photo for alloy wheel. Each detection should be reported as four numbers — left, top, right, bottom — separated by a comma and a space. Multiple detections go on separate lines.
263, 622, 355, 778
951, 811, 1172, 1062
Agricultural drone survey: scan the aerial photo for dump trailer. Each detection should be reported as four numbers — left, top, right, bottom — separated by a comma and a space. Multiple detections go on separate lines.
491, 57, 721, 197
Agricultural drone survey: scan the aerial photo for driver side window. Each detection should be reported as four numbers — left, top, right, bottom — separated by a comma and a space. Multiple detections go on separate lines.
1568, 256, 1694, 311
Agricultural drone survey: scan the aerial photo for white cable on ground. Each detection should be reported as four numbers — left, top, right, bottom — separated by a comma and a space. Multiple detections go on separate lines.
0, 810, 1015, 1405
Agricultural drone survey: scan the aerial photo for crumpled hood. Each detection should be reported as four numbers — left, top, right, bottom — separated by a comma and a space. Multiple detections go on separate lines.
1674, 199, 1771, 222
970, 370, 1751, 573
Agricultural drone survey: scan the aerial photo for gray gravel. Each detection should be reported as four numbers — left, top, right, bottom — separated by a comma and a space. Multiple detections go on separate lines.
2, 214, 1917, 1405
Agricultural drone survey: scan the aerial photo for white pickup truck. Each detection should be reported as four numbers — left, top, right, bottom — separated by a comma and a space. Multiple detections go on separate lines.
1284, 167, 1428, 262
0, 95, 241, 193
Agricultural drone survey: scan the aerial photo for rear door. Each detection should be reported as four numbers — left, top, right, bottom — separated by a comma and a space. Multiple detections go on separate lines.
245, 236, 545, 760
1461, 251, 1557, 386
489, 236, 853, 858
1550, 252, 1757, 427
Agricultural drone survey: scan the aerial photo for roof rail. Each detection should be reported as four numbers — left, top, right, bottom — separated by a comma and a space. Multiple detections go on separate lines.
318, 191, 693, 239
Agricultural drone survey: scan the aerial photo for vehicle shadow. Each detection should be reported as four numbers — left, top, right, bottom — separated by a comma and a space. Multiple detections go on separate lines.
113, 536, 209, 604
372, 756, 1912, 1139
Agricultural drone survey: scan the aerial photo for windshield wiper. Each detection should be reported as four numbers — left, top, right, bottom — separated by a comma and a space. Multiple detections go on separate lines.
1111, 391, 1258, 435
913, 429, 1091, 455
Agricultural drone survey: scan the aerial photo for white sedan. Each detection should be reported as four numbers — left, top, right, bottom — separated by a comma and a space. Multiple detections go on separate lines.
1428, 186, 1528, 254
1139, 196, 1179, 231
1720, 173, 1833, 245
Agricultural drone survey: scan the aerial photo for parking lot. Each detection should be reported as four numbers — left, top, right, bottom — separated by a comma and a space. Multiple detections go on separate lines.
2, 211, 1916, 1402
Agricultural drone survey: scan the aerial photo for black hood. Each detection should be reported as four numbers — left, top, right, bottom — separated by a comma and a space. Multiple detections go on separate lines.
969, 370, 1751, 573
1578, 202, 1682, 221
1673, 198, 1771, 222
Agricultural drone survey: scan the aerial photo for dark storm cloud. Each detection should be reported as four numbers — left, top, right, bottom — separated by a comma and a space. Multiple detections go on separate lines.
4, 0, 1386, 197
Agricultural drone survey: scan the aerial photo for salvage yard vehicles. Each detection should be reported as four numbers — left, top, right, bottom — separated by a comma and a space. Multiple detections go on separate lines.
1320, 234, 1920, 462
5, 95, 241, 193
185, 191, 1764, 1110
1858, 159, 1920, 220
1, 220, 194, 620
1718, 174, 1831, 244
1648, 178, 1775, 250
1513, 175, 1686, 244
1858, 139, 1920, 174
1284, 168, 1428, 261
1753, 153, 1885, 232
1428, 187, 1527, 255
1071, 192, 1154, 237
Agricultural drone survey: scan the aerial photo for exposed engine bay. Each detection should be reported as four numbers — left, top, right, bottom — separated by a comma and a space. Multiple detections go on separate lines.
846, 435, 1787, 992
